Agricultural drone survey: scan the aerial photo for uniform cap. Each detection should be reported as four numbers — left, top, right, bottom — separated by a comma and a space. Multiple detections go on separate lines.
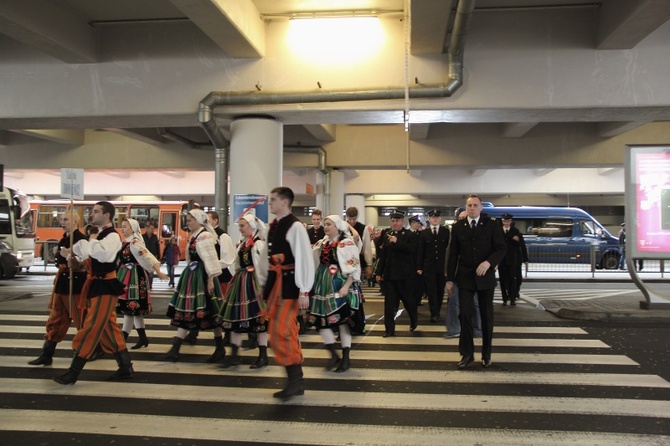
389, 209, 405, 219
427, 209, 441, 217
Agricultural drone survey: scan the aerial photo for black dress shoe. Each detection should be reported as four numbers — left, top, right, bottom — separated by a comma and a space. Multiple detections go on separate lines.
457, 355, 474, 369
429, 316, 437, 323
482, 358, 492, 368
510, 301, 517, 306
409, 323, 418, 332
502, 301, 508, 306
383, 332, 395, 338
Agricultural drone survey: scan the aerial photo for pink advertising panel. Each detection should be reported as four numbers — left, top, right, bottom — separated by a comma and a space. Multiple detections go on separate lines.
626, 145, 670, 258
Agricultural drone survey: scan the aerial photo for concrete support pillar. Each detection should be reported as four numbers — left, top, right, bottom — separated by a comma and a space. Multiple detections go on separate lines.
214, 147, 229, 228
365, 207, 379, 228
228, 117, 282, 241
345, 194, 367, 224
315, 170, 326, 212
327, 170, 345, 218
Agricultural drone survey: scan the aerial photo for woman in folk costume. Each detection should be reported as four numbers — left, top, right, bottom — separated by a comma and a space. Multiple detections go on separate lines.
308, 214, 362, 372
218, 213, 270, 369
165, 209, 225, 362
116, 218, 168, 349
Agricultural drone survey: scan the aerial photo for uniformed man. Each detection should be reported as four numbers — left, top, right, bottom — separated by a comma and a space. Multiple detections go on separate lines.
417, 209, 450, 322
374, 210, 419, 337
447, 195, 506, 369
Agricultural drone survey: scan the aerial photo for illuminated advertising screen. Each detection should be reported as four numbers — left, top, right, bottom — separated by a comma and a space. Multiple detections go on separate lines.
625, 145, 670, 258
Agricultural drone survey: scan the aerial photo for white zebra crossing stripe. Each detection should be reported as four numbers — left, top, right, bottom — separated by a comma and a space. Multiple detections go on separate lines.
2, 380, 669, 417
3, 359, 667, 388
0, 326, 609, 348
3, 410, 669, 446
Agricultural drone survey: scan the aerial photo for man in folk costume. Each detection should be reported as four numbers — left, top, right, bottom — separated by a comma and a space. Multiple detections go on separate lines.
264, 187, 314, 401
54, 201, 131, 384
29, 209, 87, 366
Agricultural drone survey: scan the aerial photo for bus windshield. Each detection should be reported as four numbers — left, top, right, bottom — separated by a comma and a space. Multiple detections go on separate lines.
0, 200, 10, 235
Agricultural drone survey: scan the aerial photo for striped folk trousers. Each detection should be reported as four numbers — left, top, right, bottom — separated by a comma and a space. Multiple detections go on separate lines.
71, 294, 127, 359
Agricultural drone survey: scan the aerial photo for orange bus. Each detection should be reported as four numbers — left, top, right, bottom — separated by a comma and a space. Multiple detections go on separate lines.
29, 200, 193, 263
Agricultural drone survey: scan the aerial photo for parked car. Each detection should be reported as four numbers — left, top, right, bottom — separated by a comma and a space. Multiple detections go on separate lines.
455, 205, 622, 269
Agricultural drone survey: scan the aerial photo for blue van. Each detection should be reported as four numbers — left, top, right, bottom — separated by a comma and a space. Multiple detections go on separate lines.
455, 205, 622, 269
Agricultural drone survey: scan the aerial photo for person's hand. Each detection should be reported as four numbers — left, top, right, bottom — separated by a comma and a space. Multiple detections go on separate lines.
476, 261, 491, 276
60, 247, 71, 257
446, 281, 454, 296
207, 278, 215, 294
157, 271, 169, 280
338, 285, 350, 296
417, 269, 423, 275
375, 275, 382, 282
299, 293, 309, 310
388, 235, 397, 243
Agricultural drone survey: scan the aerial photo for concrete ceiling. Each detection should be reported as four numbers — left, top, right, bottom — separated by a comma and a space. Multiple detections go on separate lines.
1, 0, 669, 148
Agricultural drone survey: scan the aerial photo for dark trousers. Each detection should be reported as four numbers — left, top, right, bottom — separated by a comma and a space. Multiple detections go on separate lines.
424, 271, 446, 318
498, 262, 517, 301
383, 279, 417, 334
458, 287, 494, 360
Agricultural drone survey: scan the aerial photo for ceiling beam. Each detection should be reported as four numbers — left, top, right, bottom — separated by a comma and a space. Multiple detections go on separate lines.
596, 121, 648, 137
9, 129, 84, 145
0, 0, 97, 63
502, 122, 538, 138
533, 169, 555, 176
596, 0, 670, 49
409, 123, 430, 140
303, 124, 336, 142
169, 0, 264, 58
104, 128, 170, 146
410, 0, 454, 54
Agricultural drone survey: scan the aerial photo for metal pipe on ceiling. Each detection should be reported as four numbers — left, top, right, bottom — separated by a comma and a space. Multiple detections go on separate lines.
197, 0, 476, 226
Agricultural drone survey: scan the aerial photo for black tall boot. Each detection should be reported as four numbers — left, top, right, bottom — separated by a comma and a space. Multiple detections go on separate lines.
53, 355, 87, 385
273, 364, 305, 401
164, 336, 182, 362
222, 330, 231, 346
220, 344, 241, 368
206, 336, 226, 363
28, 339, 57, 366
108, 349, 134, 381
184, 327, 199, 345
297, 313, 306, 334
132, 328, 149, 349
324, 343, 340, 371
250, 345, 269, 369
334, 347, 351, 373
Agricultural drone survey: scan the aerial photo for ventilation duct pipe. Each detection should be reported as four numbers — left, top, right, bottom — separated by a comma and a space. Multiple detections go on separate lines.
197, 0, 475, 225
198, 0, 475, 149
284, 145, 330, 214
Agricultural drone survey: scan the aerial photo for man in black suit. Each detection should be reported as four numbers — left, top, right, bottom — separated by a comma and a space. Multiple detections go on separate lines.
374, 209, 419, 337
498, 213, 524, 306
417, 209, 450, 323
447, 195, 506, 369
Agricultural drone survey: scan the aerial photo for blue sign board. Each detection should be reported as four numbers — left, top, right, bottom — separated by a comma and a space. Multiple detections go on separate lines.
232, 194, 269, 223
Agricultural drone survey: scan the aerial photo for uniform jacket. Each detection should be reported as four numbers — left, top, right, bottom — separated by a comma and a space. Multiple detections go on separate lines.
417, 225, 450, 274
501, 225, 524, 266
447, 217, 506, 291
374, 227, 418, 280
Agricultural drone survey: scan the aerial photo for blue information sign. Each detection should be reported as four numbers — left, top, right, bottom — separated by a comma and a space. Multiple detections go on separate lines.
232, 194, 269, 224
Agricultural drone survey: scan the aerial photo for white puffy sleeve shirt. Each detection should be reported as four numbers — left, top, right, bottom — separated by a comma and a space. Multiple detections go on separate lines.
286, 221, 315, 294
127, 236, 161, 272
188, 229, 222, 278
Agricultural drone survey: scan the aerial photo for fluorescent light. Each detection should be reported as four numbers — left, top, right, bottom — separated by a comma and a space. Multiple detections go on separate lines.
287, 17, 384, 66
